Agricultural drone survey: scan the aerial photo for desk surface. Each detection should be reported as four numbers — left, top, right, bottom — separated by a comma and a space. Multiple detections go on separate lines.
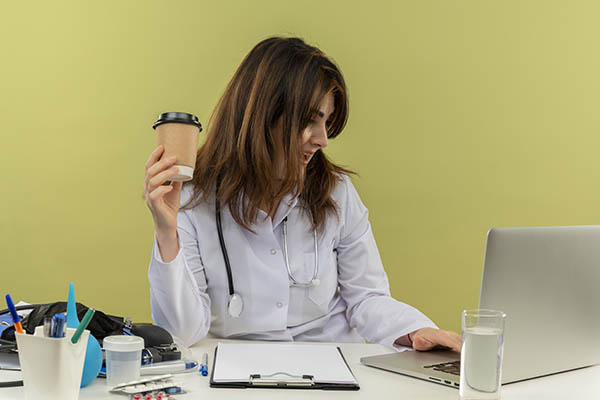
2, 338, 600, 399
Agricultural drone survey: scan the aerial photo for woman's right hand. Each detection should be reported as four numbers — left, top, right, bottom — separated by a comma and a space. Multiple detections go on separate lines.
144, 145, 183, 261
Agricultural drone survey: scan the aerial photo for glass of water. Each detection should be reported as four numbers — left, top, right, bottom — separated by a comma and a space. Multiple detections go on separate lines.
460, 309, 506, 400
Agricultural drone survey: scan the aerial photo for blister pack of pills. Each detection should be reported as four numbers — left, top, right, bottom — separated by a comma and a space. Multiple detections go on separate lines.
109, 374, 184, 396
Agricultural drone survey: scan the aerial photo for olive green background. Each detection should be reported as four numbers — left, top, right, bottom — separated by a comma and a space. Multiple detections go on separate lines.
2, 1, 599, 336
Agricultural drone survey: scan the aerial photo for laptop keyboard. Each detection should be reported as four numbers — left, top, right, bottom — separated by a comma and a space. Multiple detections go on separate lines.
424, 361, 460, 376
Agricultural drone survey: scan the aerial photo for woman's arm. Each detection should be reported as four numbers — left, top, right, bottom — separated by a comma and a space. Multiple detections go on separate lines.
335, 176, 439, 349
148, 188, 211, 348
144, 145, 182, 262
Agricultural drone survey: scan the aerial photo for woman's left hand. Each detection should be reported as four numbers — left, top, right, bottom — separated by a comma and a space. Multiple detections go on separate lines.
410, 328, 462, 352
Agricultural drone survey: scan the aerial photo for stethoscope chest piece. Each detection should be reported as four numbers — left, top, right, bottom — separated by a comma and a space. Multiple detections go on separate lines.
228, 293, 244, 318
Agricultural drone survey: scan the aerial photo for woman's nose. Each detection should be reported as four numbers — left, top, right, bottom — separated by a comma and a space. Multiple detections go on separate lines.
313, 124, 329, 148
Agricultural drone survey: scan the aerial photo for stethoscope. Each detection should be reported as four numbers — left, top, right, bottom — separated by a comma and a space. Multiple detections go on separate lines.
216, 198, 320, 318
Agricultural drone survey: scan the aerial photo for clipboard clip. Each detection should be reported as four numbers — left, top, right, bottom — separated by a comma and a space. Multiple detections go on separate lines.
249, 372, 315, 387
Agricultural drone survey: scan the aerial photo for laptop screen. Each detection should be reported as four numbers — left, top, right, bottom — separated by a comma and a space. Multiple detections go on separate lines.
479, 226, 600, 383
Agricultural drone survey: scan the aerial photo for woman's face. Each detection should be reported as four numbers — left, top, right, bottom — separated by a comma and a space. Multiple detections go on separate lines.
300, 91, 334, 166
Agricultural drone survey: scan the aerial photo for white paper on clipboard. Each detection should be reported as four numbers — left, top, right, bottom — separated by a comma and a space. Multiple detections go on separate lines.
212, 342, 358, 385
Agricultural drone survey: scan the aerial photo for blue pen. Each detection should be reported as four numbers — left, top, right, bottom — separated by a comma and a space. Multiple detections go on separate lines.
5, 294, 24, 334
52, 313, 66, 338
199, 352, 208, 376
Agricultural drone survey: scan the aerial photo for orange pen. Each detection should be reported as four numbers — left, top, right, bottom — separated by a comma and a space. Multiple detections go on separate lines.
13, 321, 24, 334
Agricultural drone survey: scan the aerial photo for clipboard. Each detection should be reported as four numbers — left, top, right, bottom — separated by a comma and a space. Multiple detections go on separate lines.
209, 342, 360, 390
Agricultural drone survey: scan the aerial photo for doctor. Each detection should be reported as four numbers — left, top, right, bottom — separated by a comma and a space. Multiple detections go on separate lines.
144, 36, 461, 352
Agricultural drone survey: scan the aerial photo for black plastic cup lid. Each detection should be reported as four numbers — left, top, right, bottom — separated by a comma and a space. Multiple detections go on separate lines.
152, 112, 203, 132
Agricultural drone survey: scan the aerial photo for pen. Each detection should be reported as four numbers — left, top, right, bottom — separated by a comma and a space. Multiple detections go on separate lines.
5, 294, 24, 334
52, 313, 66, 338
199, 352, 208, 376
43, 316, 52, 337
140, 360, 198, 375
71, 308, 95, 344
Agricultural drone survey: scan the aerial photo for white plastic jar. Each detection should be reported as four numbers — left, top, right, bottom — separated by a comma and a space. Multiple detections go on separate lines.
103, 335, 144, 388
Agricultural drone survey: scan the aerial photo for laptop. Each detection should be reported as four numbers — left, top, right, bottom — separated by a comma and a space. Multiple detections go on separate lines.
361, 225, 600, 388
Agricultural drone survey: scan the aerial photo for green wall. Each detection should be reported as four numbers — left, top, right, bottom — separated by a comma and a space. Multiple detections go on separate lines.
2, 1, 599, 335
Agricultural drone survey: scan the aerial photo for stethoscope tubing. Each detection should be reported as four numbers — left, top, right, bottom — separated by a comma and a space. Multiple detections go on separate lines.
215, 197, 319, 318
283, 217, 319, 286
215, 199, 235, 297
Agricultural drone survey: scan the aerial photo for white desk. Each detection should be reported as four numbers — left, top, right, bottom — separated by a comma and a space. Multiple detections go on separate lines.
2, 338, 599, 399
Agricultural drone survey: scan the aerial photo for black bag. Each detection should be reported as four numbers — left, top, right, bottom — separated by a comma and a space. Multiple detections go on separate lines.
1, 302, 123, 343
0, 302, 180, 362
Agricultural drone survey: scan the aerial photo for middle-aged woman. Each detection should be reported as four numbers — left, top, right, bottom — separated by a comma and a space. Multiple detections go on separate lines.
144, 36, 461, 352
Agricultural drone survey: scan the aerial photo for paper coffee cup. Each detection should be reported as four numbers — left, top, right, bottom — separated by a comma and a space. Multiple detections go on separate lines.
152, 112, 203, 182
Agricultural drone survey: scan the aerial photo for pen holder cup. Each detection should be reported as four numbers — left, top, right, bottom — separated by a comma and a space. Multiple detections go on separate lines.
16, 326, 89, 400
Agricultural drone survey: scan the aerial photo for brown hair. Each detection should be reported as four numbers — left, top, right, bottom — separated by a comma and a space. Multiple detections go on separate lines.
183, 36, 353, 232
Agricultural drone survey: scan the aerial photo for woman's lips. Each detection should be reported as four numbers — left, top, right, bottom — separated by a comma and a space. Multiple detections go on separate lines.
302, 152, 314, 164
